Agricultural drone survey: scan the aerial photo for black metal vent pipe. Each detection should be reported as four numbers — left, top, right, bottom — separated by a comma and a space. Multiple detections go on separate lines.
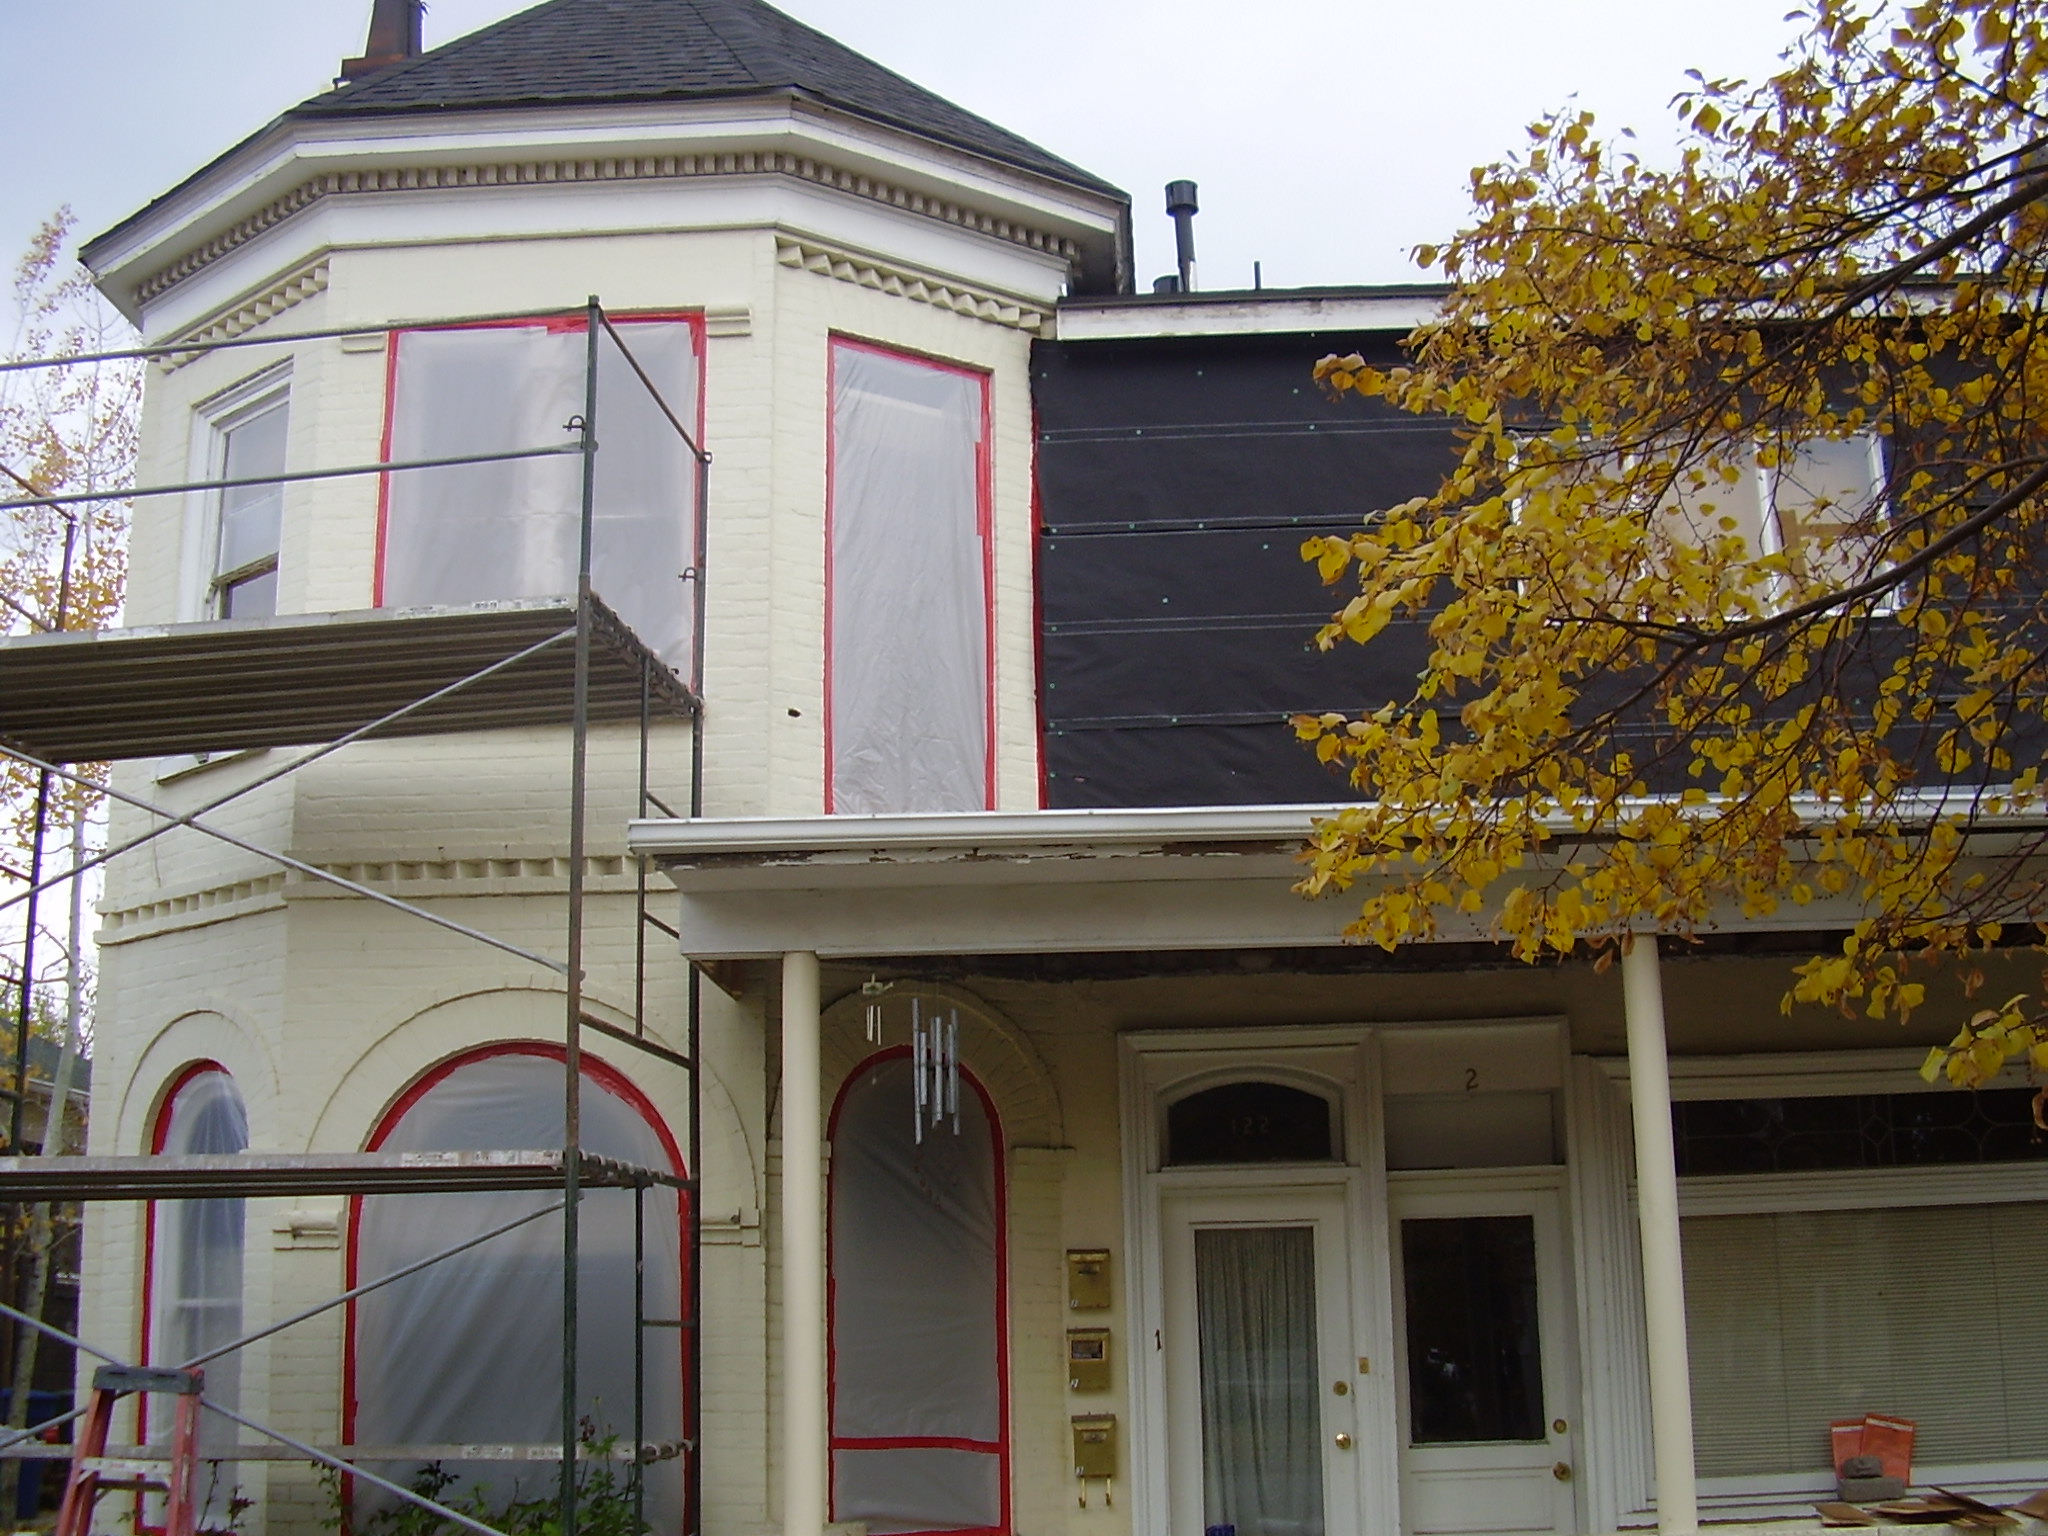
1165, 180, 1199, 293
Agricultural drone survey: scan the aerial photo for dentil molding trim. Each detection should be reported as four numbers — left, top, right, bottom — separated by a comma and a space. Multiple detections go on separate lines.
133, 150, 1084, 307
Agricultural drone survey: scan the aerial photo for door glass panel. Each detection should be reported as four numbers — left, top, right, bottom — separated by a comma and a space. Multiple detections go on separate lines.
1195, 1226, 1325, 1536
1400, 1215, 1544, 1444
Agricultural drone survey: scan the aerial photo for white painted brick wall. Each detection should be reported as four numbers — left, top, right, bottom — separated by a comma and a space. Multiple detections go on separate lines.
92, 157, 1083, 1536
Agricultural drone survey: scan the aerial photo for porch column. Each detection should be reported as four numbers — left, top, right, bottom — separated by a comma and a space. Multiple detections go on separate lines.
782, 949, 827, 1536
1621, 934, 1698, 1536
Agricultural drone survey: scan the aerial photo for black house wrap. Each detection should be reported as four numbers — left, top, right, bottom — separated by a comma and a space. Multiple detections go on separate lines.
1032, 323, 1464, 807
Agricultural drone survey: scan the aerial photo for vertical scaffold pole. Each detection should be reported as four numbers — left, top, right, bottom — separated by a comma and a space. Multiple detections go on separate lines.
562, 294, 602, 1536
685, 365, 711, 1536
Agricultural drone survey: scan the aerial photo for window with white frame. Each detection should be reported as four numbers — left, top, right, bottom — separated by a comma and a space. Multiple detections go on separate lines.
201, 380, 291, 619
1648, 432, 1891, 606
1673, 1083, 2048, 1501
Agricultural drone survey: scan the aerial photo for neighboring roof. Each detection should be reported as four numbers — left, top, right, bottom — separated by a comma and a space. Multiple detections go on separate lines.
0, 598, 692, 763
293, 0, 1119, 197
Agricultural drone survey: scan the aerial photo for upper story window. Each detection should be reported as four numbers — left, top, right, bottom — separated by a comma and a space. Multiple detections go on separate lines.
1648, 432, 1890, 605
378, 315, 701, 670
196, 372, 291, 619
826, 339, 992, 814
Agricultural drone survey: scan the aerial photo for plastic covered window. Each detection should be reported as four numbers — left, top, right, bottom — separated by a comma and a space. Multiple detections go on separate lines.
380, 318, 700, 670
827, 342, 991, 815
350, 1051, 685, 1525
830, 1055, 1005, 1535
149, 1068, 248, 1521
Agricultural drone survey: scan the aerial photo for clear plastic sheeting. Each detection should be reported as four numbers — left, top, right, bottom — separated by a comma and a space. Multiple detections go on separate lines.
828, 344, 989, 814
830, 1055, 1002, 1534
833, 1448, 1003, 1535
352, 1052, 684, 1526
382, 320, 699, 670
150, 1069, 248, 1522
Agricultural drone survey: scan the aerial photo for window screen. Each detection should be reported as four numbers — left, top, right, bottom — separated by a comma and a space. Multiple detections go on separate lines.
380, 319, 699, 670
351, 1051, 685, 1525
827, 342, 990, 815
1682, 1201, 2048, 1479
830, 1055, 1004, 1534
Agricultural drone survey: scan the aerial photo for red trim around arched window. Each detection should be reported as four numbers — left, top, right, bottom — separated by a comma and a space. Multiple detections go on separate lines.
826, 1045, 1010, 1536
340, 1041, 689, 1486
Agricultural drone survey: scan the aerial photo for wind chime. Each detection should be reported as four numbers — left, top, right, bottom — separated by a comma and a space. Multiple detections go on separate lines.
865, 979, 961, 1141
909, 997, 962, 1143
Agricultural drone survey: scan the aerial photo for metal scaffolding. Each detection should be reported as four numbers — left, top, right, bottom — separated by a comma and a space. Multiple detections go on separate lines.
0, 297, 708, 1536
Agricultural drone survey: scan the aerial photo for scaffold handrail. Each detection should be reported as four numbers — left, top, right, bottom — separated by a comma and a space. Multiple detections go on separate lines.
0, 1440, 688, 1463
0, 304, 597, 375
0, 441, 582, 514
0, 1150, 690, 1200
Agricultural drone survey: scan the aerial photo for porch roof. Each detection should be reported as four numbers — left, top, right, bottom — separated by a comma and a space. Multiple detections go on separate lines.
626, 800, 2039, 962
628, 804, 1358, 958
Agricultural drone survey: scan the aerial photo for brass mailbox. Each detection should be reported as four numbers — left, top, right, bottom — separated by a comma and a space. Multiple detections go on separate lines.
1071, 1413, 1117, 1478
1066, 1249, 1111, 1311
1067, 1328, 1111, 1392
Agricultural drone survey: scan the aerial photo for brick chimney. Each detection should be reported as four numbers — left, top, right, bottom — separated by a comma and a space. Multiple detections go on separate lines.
339, 0, 425, 81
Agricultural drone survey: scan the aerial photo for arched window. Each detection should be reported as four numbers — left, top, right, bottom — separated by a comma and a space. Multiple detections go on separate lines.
1165, 1080, 1336, 1166
349, 1047, 686, 1526
829, 1051, 1007, 1536
146, 1064, 248, 1521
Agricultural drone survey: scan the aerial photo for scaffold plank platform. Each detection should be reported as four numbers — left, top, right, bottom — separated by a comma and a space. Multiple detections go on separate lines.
0, 597, 693, 762
1, 1441, 686, 1464
0, 1150, 688, 1200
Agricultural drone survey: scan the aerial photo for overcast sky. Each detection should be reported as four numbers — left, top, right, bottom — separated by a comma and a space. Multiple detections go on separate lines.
1, 0, 1812, 305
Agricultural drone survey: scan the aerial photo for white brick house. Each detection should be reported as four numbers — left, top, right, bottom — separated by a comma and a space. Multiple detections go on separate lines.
54, 4, 2048, 1536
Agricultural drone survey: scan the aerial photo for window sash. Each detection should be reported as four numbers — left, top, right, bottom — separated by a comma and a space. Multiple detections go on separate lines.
210, 394, 289, 618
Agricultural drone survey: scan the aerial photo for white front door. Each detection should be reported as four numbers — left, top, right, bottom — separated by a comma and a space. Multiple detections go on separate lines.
1388, 1178, 1579, 1536
1162, 1187, 1364, 1536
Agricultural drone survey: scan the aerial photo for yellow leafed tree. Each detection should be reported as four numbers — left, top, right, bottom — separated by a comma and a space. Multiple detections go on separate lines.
1298, 0, 2048, 1101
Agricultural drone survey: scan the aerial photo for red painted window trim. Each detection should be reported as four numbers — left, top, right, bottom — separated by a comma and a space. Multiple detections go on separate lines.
822, 336, 998, 814
825, 1045, 1011, 1536
340, 1041, 690, 1503
373, 310, 709, 609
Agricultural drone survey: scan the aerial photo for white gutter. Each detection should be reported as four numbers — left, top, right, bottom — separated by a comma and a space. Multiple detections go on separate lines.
626, 802, 1344, 860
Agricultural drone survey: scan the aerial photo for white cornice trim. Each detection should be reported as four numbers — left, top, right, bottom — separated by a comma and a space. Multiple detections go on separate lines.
774, 236, 1050, 333
127, 148, 1084, 311
156, 261, 330, 372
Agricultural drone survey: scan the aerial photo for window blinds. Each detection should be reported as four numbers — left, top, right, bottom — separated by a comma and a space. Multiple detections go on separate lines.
1682, 1201, 2048, 1479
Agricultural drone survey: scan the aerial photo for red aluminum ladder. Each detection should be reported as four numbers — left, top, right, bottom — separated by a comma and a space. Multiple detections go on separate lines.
55, 1365, 203, 1536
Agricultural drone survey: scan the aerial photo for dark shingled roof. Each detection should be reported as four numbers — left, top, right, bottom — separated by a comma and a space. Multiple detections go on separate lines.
295, 0, 1120, 196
